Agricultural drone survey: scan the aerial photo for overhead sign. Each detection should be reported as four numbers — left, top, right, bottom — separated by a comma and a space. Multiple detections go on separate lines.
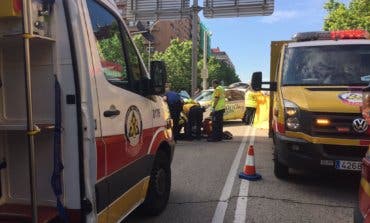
126, 0, 191, 21
203, 0, 274, 18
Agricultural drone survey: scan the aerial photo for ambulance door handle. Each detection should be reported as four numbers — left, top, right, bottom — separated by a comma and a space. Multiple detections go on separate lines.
103, 109, 121, 117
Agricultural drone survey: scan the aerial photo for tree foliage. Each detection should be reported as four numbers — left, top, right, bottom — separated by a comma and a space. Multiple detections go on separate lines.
205, 57, 241, 86
153, 39, 193, 92
153, 38, 240, 92
323, 0, 370, 31
99, 30, 125, 66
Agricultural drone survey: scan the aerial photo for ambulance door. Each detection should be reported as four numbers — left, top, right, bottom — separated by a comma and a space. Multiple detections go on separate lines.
84, 0, 154, 222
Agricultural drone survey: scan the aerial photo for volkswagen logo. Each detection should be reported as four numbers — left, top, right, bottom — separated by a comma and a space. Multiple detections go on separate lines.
352, 118, 368, 133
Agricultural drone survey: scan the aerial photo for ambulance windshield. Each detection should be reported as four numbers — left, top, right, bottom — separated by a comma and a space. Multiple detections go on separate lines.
282, 45, 370, 86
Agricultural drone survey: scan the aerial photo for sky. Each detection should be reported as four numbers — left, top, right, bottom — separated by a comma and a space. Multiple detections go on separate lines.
199, 0, 350, 83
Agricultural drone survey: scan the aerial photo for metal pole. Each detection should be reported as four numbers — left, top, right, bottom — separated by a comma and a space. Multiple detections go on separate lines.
202, 29, 208, 90
22, 0, 38, 222
191, 0, 199, 97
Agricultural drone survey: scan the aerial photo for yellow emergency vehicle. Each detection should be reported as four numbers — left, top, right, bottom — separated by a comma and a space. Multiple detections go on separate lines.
252, 30, 370, 178
194, 88, 246, 121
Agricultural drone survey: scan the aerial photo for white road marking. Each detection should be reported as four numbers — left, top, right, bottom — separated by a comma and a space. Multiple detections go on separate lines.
211, 126, 252, 223
233, 127, 257, 223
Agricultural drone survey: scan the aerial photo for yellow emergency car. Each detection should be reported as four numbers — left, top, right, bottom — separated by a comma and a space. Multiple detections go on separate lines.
194, 88, 246, 121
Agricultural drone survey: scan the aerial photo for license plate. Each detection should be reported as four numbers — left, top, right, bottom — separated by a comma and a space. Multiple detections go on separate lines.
335, 160, 362, 171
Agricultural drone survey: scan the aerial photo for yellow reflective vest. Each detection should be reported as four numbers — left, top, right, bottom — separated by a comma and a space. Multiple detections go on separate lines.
245, 90, 261, 108
212, 86, 225, 111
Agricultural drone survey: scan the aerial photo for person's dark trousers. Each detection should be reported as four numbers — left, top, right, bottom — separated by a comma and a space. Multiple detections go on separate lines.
184, 116, 192, 139
169, 102, 182, 141
189, 106, 203, 139
243, 107, 256, 125
210, 109, 225, 141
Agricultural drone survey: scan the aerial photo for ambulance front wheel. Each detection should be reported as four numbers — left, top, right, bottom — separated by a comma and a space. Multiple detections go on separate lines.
141, 149, 171, 216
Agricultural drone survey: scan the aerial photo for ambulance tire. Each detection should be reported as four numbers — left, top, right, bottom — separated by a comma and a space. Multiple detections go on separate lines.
140, 150, 171, 216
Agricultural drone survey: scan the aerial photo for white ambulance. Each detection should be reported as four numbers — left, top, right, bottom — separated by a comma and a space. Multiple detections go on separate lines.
0, 0, 175, 222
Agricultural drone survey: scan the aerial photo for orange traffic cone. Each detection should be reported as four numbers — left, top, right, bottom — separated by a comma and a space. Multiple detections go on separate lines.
239, 145, 262, 181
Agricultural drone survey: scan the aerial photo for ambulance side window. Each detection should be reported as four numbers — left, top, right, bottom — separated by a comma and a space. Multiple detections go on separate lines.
122, 31, 145, 86
87, 0, 129, 89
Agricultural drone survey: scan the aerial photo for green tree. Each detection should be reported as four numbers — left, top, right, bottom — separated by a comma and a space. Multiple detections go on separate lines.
153, 39, 193, 92
153, 38, 240, 92
200, 56, 241, 86
323, 0, 370, 31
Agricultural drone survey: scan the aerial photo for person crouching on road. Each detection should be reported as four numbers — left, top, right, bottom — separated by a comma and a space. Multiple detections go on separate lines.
243, 87, 260, 125
183, 99, 204, 140
207, 79, 225, 142
164, 84, 183, 141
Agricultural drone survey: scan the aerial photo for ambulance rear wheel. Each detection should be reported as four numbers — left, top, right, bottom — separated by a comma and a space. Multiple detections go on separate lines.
140, 150, 171, 216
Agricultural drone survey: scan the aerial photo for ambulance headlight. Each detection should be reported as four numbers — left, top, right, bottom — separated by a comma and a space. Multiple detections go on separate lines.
284, 99, 300, 130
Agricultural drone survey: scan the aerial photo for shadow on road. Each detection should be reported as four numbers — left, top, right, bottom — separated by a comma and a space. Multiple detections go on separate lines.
286, 170, 361, 192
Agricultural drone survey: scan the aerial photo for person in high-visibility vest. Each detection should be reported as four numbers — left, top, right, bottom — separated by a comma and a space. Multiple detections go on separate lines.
207, 79, 225, 142
243, 88, 262, 125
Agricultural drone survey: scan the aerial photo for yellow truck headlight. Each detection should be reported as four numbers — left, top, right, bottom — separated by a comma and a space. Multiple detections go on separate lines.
286, 117, 300, 130
284, 99, 300, 130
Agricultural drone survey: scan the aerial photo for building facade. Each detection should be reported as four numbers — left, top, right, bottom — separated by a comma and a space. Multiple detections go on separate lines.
113, 1, 193, 52
150, 19, 192, 52
114, 0, 126, 17
211, 47, 235, 70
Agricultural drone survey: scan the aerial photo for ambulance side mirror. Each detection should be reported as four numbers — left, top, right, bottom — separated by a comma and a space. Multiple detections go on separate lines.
150, 61, 167, 95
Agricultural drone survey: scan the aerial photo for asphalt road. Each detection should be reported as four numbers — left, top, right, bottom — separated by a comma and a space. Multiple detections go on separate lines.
125, 122, 359, 223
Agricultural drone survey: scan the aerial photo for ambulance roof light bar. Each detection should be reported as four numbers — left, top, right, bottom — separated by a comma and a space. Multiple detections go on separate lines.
292, 30, 369, 42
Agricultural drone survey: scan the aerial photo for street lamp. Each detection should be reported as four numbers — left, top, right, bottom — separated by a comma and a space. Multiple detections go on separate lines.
201, 30, 211, 90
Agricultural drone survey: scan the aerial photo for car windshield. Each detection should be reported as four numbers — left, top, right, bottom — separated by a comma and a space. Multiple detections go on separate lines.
194, 90, 213, 102
282, 44, 370, 86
